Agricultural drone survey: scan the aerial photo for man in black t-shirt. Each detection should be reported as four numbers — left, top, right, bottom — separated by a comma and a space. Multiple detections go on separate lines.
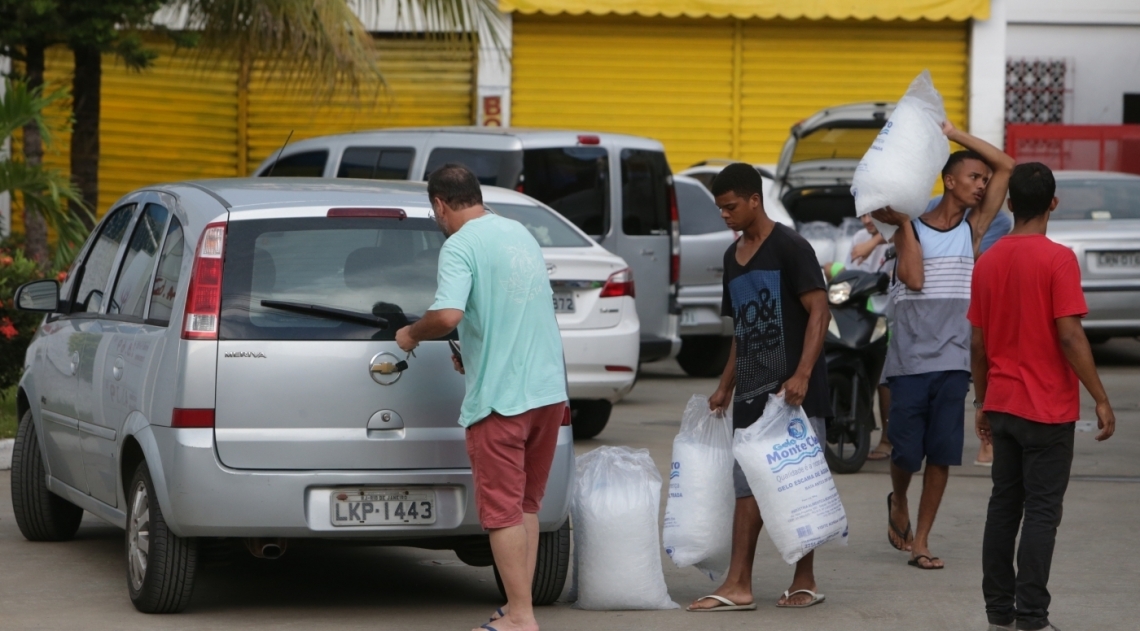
687, 163, 833, 613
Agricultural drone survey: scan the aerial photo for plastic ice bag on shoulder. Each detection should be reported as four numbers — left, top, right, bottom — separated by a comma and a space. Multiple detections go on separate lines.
850, 70, 950, 240
570, 446, 679, 610
732, 394, 849, 565
662, 395, 735, 580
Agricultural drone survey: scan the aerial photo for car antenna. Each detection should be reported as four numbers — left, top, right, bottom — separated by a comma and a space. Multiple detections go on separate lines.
265, 130, 294, 177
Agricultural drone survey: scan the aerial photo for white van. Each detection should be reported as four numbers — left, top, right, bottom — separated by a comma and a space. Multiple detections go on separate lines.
252, 127, 681, 364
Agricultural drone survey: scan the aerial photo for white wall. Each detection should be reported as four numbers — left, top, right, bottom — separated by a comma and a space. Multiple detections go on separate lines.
1008, 0, 1140, 25
1007, 24, 1140, 124
970, 0, 1007, 147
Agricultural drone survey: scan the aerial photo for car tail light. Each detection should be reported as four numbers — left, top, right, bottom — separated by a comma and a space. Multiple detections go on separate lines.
577, 134, 600, 145
172, 408, 215, 428
668, 179, 680, 286
327, 207, 406, 219
599, 268, 635, 298
182, 221, 227, 340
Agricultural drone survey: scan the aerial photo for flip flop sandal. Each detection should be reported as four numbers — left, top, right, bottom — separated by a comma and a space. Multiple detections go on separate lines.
480, 625, 500, 631
908, 555, 944, 570
887, 493, 912, 551
776, 589, 826, 608
868, 448, 892, 461
489, 607, 505, 622
686, 595, 757, 612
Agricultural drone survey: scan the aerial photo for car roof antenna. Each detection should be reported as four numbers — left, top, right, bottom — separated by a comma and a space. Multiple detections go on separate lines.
265, 130, 295, 177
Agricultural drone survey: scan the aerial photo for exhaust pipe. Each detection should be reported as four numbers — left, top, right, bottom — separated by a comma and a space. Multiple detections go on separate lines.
244, 537, 288, 560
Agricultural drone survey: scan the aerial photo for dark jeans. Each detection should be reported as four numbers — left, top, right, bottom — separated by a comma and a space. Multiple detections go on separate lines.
982, 412, 1075, 631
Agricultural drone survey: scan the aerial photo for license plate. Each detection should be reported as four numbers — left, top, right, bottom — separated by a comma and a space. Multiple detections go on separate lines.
552, 292, 576, 313
681, 309, 698, 326
1097, 251, 1140, 268
330, 489, 436, 526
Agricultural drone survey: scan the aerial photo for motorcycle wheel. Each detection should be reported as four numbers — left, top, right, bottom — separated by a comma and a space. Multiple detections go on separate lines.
824, 371, 873, 474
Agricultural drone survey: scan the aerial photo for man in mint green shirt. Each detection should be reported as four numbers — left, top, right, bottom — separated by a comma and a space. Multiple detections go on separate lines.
397, 163, 566, 631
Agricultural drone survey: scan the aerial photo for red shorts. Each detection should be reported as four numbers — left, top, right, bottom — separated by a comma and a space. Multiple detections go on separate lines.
465, 402, 566, 530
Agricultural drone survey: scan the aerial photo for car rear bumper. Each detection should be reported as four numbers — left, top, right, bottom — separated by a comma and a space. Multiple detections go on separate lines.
150, 426, 574, 538
678, 285, 732, 337
1082, 288, 1140, 337
562, 314, 639, 402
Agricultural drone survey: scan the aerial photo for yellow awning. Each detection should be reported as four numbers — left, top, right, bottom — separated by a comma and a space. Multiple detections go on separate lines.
499, 0, 989, 21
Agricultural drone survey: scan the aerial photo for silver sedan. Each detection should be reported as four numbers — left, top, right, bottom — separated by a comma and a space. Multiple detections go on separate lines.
1047, 171, 1140, 341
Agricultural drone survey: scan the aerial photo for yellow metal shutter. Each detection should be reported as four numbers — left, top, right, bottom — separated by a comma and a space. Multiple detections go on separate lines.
245, 38, 476, 174
739, 19, 969, 163
512, 16, 968, 170
512, 15, 735, 170
33, 43, 239, 219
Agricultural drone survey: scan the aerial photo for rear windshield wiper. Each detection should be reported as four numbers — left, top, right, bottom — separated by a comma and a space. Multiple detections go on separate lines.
260, 300, 389, 329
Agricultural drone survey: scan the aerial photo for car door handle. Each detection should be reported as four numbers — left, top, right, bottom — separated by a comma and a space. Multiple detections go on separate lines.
113, 356, 125, 381
640, 249, 655, 256
69, 351, 80, 376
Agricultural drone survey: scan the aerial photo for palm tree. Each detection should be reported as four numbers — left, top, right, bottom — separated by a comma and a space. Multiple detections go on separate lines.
0, 79, 89, 268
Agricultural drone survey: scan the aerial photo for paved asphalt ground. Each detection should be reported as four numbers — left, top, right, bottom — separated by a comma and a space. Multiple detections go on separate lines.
2, 341, 1139, 631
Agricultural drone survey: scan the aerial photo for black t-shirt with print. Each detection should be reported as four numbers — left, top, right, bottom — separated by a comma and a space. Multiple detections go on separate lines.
720, 224, 832, 429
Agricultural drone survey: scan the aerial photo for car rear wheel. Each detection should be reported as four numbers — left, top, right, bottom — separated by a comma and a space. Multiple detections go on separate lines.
10, 409, 84, 542
126, 461, 198, 613
677, 335, 732, 378
570, 400, 612, 439
493, 519, 570, 606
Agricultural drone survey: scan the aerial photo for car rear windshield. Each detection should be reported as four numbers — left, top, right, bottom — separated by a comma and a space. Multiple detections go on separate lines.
792, 126, 881, 163
489, 203, 592, 247
221, 217, 445, 341
675, 180, 727, 235
521, 147, 610, 236
1054, 179, 1140, 220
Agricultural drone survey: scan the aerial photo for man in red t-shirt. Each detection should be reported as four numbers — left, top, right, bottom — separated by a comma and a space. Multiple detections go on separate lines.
968, 163, 1116, 631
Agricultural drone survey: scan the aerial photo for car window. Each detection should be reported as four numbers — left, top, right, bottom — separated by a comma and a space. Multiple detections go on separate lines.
147, 217, 185, 326
261, 150, 328, 177
71, 204, 136, 314
621, 149, 671, 236
109, 203, 170, 319
675, 180, 728, 235
521, 147, 609, 236
337, 147, 414, 180
792, 126, 881, 163
1054, 179, 1140, 220
488, 203, 593, 247
220, 217, 447, 341
424, 148, 523, 187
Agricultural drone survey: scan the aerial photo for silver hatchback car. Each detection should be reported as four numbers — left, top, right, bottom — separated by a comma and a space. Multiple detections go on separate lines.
10, 179, 573, 613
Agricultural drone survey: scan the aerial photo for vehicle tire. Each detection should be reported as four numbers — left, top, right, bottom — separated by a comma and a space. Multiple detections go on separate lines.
454, 535, 495, 567
126, 461, 198, 613
677, 336, 731, 378
570, 400, 612, 440
10, 409, 84, 542
824, 371, 873, 474
493, 520, 570, 606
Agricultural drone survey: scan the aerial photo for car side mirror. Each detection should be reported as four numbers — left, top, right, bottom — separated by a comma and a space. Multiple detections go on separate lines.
14, 279, 62, 313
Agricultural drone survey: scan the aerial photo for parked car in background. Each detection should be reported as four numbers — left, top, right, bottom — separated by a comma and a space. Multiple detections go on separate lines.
10, 179, 576, 613
253, 127, 681, 368
1045, 171, 1140, 342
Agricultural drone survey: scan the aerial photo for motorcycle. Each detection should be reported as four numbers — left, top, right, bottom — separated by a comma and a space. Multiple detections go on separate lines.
823, 267, 891, 474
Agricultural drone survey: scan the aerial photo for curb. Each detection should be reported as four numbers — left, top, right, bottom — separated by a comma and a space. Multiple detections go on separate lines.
0, 438, 13, 471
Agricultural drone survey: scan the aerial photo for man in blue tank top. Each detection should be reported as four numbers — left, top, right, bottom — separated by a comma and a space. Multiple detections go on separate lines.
872, 121, 1015, 570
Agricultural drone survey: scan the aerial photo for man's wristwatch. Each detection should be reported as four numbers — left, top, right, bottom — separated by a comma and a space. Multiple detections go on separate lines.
973, 398, 984, 410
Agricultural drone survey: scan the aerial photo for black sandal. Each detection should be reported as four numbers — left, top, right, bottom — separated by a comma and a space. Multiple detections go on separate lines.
887, 493, 912, 551
908, 555, 944, 570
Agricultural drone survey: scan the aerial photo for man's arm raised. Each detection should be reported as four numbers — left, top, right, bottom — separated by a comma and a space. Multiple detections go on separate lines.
943, 120, 1016, 255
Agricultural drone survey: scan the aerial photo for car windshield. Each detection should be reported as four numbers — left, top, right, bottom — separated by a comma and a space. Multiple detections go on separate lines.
1053, 178, 1140, 221
792, 127, 881, 163
221, 217, 445, 341
488, 203, 593, 247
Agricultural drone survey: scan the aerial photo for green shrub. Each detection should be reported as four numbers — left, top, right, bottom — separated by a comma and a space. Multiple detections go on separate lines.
0, 385, 18, 439
0, 243, 56, 391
